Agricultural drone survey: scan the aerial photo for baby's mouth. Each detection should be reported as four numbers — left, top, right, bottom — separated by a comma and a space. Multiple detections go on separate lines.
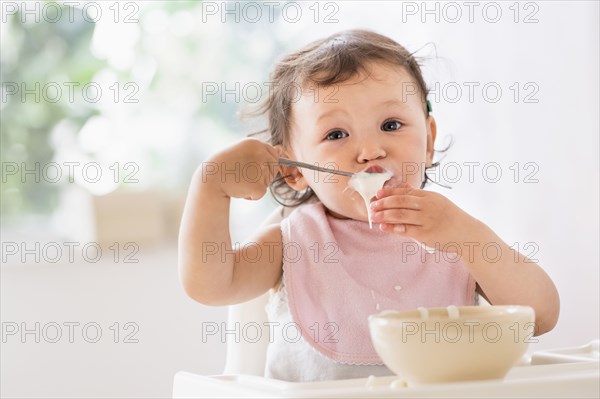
347, 167, 394, 229
363, 165, 386, 174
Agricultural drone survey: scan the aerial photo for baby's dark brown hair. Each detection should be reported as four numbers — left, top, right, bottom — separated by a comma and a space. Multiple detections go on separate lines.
252, 29, 432, 206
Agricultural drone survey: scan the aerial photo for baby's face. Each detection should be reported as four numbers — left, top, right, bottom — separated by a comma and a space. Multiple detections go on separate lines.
286, 62, 436, 221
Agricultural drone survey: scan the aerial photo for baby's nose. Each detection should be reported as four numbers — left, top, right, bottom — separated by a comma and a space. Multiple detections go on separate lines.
357, 143, 386, 163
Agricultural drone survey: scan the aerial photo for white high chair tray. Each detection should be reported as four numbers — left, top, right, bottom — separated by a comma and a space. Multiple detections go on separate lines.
173, 341, 600, 398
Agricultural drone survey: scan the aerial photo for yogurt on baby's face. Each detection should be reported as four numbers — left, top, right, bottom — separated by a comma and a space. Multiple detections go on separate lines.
347, 169, 393, 229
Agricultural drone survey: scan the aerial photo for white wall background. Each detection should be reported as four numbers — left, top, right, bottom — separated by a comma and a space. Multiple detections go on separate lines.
2, 1, 598, 397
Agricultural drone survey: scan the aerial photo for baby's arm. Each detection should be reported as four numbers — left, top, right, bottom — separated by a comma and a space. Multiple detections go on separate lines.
464, 222, 559, 336
371, 183, 560, 335
178, 139, 283, 306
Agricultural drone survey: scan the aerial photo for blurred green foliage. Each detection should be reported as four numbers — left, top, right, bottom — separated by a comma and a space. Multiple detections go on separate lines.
1, 1, 294, 222
1, 4, 104, 217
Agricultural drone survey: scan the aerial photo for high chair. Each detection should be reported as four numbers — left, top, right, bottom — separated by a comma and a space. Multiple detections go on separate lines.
218, 205, 289, 377
172, 206, 599, 398
173, 299, 599, 398
173, 206, 284, 396
174, 294, 600, 398
172, 290, 281, 398
221, 292, 272, 376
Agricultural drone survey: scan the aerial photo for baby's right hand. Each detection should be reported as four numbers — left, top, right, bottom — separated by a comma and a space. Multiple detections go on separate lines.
202, 138, 281, 200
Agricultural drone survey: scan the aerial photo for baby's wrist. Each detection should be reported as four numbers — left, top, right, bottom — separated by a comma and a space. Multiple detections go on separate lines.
195, 163, 229, 199
457, 218, 500, 263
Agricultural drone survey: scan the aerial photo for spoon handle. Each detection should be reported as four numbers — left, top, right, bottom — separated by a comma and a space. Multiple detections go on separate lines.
278, 158, 354, 177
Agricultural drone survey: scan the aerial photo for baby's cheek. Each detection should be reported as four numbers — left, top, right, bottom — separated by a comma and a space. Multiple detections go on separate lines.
314, 183, 360, 216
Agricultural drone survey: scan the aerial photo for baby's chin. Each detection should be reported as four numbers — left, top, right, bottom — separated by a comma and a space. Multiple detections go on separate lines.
383, 175, 425, 189
323, 206, 355, 221
383, 175, 406, 188
321, 195, 372, 223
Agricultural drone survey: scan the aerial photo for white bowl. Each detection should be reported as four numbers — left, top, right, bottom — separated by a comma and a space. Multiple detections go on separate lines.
368, 306, 535, 385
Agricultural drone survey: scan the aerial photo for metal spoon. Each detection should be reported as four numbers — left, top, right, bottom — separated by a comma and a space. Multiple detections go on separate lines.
278, 157, 354, 177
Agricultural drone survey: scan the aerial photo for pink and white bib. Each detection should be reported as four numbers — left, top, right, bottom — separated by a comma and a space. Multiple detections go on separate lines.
281, 202, 476, 365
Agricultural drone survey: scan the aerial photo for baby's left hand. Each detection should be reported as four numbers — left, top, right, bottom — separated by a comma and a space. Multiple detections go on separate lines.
370, 183, 481, 251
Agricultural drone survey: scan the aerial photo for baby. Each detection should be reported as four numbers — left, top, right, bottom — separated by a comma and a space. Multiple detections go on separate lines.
178, 30, 560, 382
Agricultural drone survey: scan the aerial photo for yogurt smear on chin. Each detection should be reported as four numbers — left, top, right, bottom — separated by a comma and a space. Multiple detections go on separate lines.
383, 176, 405, 189
347, 170, 393, 229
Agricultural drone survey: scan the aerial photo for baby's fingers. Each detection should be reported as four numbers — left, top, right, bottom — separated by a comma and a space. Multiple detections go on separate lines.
379, 223, 411, 235
377, 183, 425, 199
370, 208, 422, 226
370, 194, 422, 212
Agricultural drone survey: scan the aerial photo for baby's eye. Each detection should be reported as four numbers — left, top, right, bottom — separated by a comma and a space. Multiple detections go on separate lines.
325, 130, 349, 140
381, 120, 402, 132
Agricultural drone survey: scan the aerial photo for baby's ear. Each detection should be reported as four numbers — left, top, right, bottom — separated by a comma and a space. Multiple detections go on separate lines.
277, 147, 309, 192
280, 166, 309, 191
425, 116, 437, 167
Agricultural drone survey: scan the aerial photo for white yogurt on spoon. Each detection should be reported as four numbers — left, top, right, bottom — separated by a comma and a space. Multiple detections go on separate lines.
348, 168, 393, 229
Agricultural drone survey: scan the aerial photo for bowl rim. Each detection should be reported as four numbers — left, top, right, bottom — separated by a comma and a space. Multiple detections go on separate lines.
368, 305, 535, 325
